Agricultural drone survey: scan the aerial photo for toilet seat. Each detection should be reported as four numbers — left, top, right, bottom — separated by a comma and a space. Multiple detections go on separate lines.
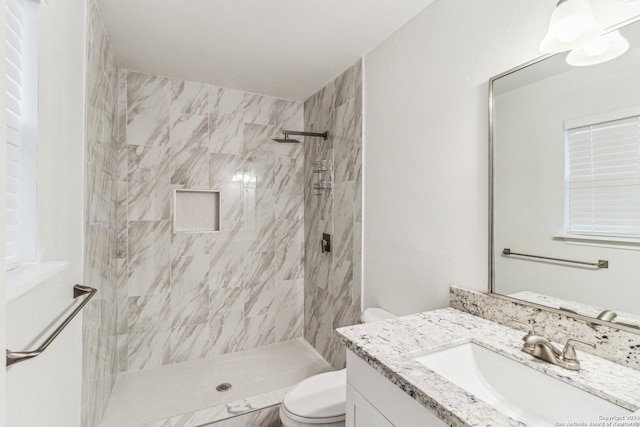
280, 405, 345, 425
282, 369, 346, 423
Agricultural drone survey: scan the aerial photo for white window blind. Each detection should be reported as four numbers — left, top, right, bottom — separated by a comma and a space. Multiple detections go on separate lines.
5, 0, 25, 267
565, 114, 640, 238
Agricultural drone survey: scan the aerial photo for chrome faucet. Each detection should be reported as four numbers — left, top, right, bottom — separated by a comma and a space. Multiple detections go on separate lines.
513, 321, 596, 371
597, 310, 618, 322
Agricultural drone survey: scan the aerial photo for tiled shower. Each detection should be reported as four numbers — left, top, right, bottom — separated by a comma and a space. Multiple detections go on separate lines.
117, 70, 306, 372
82, 1, 363, 424
303, 61, 363, 369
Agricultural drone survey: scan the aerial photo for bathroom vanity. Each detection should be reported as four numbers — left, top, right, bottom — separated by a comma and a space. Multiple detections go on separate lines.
337, 297, 640, 426
337, 13, 640, 427
346, 351, 446, 427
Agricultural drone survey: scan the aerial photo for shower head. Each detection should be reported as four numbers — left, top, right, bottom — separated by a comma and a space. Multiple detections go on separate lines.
272, 130, 328, 143
272, 135, 301, 143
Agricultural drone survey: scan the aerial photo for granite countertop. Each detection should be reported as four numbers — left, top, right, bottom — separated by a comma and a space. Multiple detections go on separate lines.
336, 308, 640, 427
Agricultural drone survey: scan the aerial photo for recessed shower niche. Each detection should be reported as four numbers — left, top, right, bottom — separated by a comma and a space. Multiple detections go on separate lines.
173, 189, 221, 233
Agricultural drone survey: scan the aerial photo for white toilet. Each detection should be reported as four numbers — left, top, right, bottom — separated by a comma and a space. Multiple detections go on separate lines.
279, 308, 396, 427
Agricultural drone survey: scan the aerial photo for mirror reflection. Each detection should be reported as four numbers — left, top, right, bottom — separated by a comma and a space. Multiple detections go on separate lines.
491, 19, 640, 330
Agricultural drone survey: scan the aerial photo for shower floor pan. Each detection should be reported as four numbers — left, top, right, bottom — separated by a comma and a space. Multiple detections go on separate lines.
100, 338, 332, 427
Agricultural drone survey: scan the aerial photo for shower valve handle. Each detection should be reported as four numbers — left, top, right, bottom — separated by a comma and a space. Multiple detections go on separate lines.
321, 233, 331, 253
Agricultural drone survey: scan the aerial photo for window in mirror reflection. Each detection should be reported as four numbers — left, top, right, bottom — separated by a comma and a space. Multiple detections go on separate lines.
565, 111, 640, 239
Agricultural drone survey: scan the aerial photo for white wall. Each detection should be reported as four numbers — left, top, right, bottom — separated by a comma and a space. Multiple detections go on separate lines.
363, 0, 559, 316
363, 0, 640, 316
5, 1, 86, 426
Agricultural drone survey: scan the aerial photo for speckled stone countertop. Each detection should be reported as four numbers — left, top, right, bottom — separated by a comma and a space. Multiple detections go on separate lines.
336, 308, 640, 426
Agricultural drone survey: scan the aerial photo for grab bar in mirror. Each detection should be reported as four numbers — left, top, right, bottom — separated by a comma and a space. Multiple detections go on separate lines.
502, 248, 608, 269
6, 284, 97, 367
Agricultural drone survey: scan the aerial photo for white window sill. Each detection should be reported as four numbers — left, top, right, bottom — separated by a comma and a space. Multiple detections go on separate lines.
554, 233, 640, 251
6, 261, 69, 303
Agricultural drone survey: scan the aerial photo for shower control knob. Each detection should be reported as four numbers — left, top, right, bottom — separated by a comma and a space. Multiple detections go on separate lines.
321, 233, 331, 254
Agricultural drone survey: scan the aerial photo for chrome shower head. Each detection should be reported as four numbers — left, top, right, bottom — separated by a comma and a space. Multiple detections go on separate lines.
272, 135, 301, 143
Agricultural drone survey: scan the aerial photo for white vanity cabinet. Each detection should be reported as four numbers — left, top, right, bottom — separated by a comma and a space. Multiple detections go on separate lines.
346, 351, 448, 427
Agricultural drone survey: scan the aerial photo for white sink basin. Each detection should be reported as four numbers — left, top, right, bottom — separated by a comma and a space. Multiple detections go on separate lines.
415, 343, 630, 425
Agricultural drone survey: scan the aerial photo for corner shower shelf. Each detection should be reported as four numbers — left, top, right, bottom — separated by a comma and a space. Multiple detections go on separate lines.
312, 160, 332, 173
312, 160, 332, 196
313, 181, 333, 190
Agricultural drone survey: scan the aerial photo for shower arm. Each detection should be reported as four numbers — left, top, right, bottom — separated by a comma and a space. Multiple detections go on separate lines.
282, 130, 328, 140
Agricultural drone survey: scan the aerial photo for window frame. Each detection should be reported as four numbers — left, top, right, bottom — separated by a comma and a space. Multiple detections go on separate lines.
563, 106, 640, 241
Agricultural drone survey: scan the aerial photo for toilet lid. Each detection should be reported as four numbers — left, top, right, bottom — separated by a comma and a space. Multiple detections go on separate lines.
283, 369, 346, 420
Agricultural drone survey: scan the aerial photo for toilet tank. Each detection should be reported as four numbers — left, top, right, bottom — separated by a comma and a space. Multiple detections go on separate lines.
361, 307, 396, 323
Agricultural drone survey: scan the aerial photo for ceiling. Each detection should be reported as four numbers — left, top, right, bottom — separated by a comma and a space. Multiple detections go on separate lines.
96, 0, 435, 101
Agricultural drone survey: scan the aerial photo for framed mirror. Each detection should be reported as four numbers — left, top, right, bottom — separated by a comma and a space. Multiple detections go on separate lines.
490, 17, 640, 334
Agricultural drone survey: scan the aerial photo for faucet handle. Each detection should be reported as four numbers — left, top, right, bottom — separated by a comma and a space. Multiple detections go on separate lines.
511, 320, 542, 352
562, 338, 596, 361
511, 319, 536, 336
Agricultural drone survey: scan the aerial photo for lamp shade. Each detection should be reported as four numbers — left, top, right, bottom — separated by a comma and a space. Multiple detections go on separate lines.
539, 0, 603, 53
566, 30, 630, 66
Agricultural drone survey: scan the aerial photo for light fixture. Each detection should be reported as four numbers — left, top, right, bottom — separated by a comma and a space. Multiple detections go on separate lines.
566, 30, 630, 66
539, 0, 603, 53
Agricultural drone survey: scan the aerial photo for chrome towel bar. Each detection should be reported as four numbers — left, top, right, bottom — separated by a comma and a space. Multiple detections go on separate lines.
502, 248, 608, 269
6, 284, 97, 367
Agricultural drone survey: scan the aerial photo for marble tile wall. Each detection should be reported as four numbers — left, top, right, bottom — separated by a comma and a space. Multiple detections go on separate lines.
117, 70, 305, 372
303, 59, 363, 369
83, 0, 120, 425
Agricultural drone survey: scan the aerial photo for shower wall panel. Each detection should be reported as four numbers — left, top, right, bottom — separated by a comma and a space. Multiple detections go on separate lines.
303, 59, 363, 369
83, 0, 120, 425
116, 70, 305, 372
